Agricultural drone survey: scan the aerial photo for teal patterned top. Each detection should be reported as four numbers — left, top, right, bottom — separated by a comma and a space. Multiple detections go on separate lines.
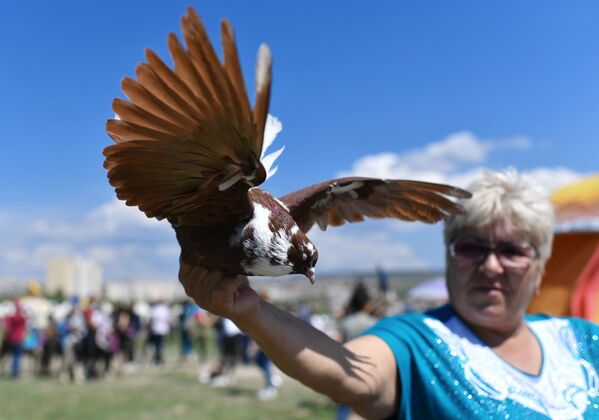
365, 305, 599, 419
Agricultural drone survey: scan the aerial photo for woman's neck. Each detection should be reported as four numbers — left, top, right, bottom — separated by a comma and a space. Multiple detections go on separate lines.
458, 312, 542, 375
466, 320, 527, 347
451, 306, 526, 347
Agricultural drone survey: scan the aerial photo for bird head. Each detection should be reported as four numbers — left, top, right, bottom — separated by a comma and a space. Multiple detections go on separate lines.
287, 231, 318, 283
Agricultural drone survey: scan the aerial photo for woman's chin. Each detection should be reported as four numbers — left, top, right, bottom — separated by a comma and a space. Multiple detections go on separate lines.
460, 299, 511, 326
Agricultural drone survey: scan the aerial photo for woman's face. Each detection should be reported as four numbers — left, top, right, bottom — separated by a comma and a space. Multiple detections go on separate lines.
446, 223, 543, 332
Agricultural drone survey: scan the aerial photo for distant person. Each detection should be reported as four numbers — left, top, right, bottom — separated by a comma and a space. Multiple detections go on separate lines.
336, 283, 379, 419
376, 267, 389, 293
93, 305, 116, 377
252, 291, 281, 400
337, 283, 379, 343
149, 300, 171, 365
180, 169, 599, 418
39, 315, 62, 376
60, 301, 86, 383
214, 317, 242, 386
3, 300, 27, 378
114, 303, 138, 364
194, 307, 209, 364
81, 297, 107, 379
178, 301, 199, 362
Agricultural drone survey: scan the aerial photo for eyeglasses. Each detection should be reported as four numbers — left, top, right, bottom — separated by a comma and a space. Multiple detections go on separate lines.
449, 237, 538, 270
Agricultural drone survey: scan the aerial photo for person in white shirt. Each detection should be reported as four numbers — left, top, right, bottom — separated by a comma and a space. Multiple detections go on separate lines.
149, 301, 171, 365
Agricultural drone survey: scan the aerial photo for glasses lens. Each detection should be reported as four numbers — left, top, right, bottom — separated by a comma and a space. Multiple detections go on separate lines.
451, 239, 488, 262
496, 242, 535, 268
451, 238, 536, 269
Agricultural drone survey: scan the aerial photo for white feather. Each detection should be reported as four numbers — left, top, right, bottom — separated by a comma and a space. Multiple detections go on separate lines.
262, 146, 285, 180
261, 114, 285, 180
256, 44, 271, 94
218, 174, 243, 191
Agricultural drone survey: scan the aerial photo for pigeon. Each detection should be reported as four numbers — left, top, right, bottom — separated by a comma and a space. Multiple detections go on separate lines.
103, 7, 471, 283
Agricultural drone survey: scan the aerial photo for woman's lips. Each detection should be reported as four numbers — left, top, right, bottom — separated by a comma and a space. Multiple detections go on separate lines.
473, 285, 503, 295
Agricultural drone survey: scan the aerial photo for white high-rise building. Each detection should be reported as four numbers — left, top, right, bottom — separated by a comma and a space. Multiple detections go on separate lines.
45, 257, 103, 298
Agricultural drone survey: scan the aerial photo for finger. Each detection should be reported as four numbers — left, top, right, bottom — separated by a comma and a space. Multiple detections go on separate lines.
212, 275, 248, 306
201, 271, 226, 309
178, 259, 205, 297
178, 257, 202, 288
178, 260, 222, 307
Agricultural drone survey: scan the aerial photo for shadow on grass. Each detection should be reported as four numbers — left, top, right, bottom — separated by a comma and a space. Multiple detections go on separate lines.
298, 398, 336, 413
221, 386, 257, 398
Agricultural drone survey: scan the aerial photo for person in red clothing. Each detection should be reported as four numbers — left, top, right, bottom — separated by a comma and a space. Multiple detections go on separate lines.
4, 299, 27, 378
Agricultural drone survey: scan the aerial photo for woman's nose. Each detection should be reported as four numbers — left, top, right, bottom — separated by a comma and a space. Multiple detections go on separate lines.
479, 250, 504, 275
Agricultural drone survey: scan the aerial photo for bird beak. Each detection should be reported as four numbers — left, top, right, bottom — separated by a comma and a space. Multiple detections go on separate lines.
305, 268, 316, 284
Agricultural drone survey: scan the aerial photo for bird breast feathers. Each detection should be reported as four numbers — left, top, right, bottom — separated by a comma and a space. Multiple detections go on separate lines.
232, 202, 294, 276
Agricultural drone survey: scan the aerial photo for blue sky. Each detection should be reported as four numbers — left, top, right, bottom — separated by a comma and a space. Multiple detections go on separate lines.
1, 1, 598, 282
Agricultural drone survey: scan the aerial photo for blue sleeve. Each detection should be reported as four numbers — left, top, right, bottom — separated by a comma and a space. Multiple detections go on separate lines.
362, 314, 424, 419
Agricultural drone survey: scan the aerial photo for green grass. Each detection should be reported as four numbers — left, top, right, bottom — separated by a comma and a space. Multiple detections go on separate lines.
0, 359, 336, 420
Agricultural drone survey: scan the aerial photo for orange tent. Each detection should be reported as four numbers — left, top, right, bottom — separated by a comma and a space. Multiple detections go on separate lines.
528, 175, 599, 322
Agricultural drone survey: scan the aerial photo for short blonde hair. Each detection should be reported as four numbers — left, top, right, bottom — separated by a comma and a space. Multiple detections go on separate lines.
444, 169, 555, 264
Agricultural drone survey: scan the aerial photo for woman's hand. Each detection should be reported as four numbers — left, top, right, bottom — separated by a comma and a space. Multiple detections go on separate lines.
178, 259, 260, 323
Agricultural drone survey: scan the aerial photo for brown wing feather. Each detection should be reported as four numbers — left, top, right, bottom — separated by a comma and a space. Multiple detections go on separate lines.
280, 177, 471, 233
103, 7, 272, 226
252, 45, 272, 153
221, 20, 253, 131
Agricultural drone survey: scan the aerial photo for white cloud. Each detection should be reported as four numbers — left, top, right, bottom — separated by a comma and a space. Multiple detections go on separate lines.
338, 131, 584, 192
86, 199, 164, 231
30, 243, 75, 267
3, 248, 29, 264
522, 167, 583, 193
29, 198, 170, 242
155, 243, 180, 259
338, 131, 507, 179
0, 199, 178, 281
87, 246, 118, 264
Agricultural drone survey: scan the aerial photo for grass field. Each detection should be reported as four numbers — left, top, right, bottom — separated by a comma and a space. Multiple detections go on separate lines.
0, 355, 337, 420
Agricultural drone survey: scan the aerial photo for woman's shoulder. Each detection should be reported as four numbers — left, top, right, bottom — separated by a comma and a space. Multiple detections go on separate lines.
364, 304, 453, 342
526, 313, 599, 353
526, 312, 599, 330
562, 315, 599, 336
373, 304, 453, 325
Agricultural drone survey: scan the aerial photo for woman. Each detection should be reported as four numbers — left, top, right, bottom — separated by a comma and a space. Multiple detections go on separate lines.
180, 169, 599, 419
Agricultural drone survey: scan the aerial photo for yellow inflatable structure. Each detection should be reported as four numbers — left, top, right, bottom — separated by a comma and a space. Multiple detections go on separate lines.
528, 175, 599, 322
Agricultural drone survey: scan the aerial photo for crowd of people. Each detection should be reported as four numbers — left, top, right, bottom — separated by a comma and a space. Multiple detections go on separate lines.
2, 297, 143, 381
0, 296, 207, 380
0, 282, 390, 402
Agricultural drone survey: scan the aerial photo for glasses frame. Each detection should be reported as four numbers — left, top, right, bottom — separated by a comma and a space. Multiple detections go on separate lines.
448, 236, 539, 270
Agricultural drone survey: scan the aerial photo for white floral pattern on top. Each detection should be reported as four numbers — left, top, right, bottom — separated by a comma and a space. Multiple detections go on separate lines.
424, 316, 599, 419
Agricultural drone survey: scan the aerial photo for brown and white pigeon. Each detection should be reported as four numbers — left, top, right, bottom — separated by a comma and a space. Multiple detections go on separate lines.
103, 7, 471, 283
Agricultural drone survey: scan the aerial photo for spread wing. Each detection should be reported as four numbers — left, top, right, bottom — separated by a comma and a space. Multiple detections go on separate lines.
280, 177, 472, 233
103, 7, 272, 226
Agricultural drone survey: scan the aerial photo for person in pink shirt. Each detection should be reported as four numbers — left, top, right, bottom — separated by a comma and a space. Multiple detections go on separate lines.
4, 299, 27, 378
